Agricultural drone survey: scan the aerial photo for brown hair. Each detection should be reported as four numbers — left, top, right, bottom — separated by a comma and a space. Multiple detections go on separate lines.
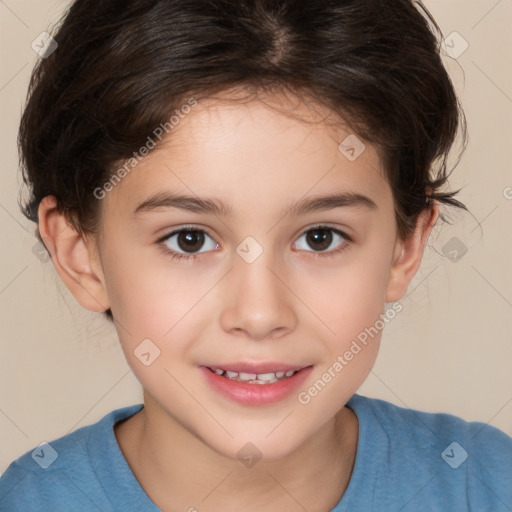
18, 0, 467, 317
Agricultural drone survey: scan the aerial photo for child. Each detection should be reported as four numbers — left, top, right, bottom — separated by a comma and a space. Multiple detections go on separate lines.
1, 0, 511, 510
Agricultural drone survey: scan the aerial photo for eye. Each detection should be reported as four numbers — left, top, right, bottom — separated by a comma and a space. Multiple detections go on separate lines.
157, 224, 351, 262
293, 225, 351, 256
158, 227, 218, 261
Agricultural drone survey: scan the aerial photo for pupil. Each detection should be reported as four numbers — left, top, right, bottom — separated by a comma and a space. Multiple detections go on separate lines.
307, 229, 332, 251
178, 230, 204, 252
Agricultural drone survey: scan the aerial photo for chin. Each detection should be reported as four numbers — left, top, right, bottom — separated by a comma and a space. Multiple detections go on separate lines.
201, 428, 307, 465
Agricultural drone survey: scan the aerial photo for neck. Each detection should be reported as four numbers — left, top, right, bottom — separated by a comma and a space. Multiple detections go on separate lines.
115, 393, 358, 512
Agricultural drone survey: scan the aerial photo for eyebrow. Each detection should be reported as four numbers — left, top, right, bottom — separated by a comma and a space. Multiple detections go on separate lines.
132, 190, 378, 218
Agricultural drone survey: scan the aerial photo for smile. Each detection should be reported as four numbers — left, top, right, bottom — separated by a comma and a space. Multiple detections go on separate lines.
200, 365, 314, 406
207, 367, 300, 384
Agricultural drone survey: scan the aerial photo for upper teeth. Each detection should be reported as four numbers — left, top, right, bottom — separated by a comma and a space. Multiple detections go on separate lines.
213, 368, 298, 384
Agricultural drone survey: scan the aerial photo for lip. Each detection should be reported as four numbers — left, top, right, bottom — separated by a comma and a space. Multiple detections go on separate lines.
199, 364, 313, 406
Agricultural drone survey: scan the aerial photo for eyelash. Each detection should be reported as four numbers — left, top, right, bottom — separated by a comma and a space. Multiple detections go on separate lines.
157, 224, 352, 262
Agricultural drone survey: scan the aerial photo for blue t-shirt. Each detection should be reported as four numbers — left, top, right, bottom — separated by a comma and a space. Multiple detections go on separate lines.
1, 393, 511, 511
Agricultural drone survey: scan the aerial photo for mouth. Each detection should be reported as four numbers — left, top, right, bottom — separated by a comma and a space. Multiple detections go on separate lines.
200, 363, 314, 406
205, 366, 303, 385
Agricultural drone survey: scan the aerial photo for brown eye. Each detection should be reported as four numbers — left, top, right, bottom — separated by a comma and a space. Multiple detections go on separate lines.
176, 230, 205, 253
294, 225, 350, 255
305, 228, 333, 251
161, 227, 218, 257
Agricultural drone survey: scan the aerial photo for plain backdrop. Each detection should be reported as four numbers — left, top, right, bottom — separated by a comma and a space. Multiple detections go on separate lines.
1, 0, 511, 473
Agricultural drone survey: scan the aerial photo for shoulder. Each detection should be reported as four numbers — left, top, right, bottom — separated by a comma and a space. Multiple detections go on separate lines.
353, 393, 512, 458
345, 394, 512, 511
0, 404, 143, 511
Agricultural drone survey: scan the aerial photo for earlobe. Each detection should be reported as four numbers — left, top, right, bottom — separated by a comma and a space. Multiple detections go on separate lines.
38, 196, 110, 313
386, 203, 439, 303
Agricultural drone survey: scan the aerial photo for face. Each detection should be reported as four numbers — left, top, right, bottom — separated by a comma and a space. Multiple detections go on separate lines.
91, 92, 405, 460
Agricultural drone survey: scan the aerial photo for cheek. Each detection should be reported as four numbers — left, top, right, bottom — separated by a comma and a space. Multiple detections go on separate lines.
292, 245, 392, 399
294, 262, 388, 418
101, 243, 205, 334
100, 245, 222, 383
297, 248, 392, 342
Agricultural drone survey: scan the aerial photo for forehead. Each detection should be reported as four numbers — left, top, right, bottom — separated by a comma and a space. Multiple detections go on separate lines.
159, 91, 378, 168
104, 91, 391, 218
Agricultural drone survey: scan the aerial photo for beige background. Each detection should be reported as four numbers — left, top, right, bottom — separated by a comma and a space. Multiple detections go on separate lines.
1, 0, 511, 473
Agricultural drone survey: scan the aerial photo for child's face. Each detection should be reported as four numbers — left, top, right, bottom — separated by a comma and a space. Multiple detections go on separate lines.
82, 92, 431, 460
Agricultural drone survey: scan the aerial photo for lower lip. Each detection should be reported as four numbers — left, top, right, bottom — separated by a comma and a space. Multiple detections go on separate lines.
199, 366, 313, 406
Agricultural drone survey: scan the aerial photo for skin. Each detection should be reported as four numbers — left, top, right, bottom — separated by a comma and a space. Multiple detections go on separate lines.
38, 90, 438, 511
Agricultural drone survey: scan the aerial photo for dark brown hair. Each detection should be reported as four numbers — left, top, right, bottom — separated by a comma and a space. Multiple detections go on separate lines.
18, 0, 467, 316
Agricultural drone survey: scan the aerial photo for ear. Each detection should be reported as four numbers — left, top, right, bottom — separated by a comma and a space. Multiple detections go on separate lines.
37, 196, 110, 313
386, 202, 439, 303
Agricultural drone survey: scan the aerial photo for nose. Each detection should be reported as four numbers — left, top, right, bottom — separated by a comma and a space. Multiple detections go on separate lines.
219, 250, 298, 341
